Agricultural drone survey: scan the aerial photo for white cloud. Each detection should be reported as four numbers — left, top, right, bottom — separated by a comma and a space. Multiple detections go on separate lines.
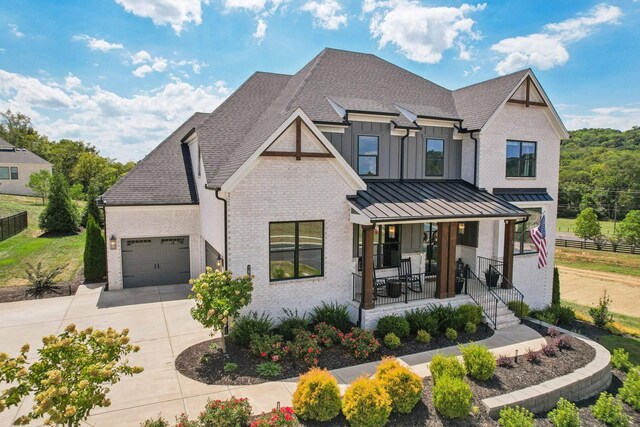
563, 106, 640, 131
172, 59, 208, 74
0, 68, 229, 161
463, 65, 481, 76
8, 24, 24, 38
65, 73, 82, 89
72, 34, 124, 52
223, 0, 267, 11
130, 51, 168, 78
492, 3, 621, 75
114, 0, 210, 34
368, 2, 486, 64
301, 0, 347, 30
253, 18, 268, 43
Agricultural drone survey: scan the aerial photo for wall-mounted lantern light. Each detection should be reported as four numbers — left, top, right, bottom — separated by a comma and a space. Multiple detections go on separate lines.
458, 223, 465, 235
216, 255, 223, 270
247, 264, 252, 276
109, 235, 117, 250
388, 225, 396, 239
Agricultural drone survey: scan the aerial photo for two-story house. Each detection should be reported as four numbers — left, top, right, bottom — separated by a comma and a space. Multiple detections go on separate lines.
100, 48, 567, 329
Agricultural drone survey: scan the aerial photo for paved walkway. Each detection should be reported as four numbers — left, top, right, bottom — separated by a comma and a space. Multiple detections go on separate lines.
0, 284, 546, 426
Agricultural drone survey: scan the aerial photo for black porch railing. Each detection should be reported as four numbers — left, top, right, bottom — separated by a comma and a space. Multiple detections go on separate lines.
464, 266, 499, 329
489, 267, 525, 320
352, 272, 437, 307
477, 256, 503, 283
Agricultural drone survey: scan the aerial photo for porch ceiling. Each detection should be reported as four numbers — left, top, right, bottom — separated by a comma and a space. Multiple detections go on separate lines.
347, 180, 529, 223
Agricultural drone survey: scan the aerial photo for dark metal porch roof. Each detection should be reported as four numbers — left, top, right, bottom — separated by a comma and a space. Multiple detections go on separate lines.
347, 180, 529, 222
492, 188, 553, 203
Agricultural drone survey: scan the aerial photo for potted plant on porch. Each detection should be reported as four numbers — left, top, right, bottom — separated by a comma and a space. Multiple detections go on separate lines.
484, 268, 499, 288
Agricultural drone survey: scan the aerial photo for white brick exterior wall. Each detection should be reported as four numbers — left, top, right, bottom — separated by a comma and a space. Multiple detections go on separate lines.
0, 162, 52, 196
105, 205, 201, 290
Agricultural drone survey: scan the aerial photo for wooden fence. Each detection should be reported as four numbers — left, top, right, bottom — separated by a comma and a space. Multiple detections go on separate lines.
0, 211, 28, 242
555, 238, 639, 255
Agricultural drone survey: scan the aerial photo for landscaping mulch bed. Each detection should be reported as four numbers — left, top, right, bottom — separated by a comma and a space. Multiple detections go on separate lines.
0, 268, 84, 303
175, 327, 494, 386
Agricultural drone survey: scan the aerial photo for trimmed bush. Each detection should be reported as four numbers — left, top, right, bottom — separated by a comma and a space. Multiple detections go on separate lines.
405, 308, 437, 334
457, 304, 483, 326
619, 367, 640, 412
445, 327, 458, 341
83, 215, 106, 281
230, 312, 273, 347
277, 308, 309, 341
429, 354, 466, 383
311, 301, 352, 332
611, 348, 633, 372
375, 358, 423, 414
432, 375, 472, 419
532, 305, 576, 326
377, 315, 410, 339
383, 333, 401, 349
498, 406, 534, 427
507, 300, 530, 318
590, 392, 629, 427
342, 377, 392, 427
416, 329, 431, 344
249, 333, 287, 362
289, 330, 322, 366
464, 321, 477, 334
293, 368, 342, 422
428, 304, 464, 332
548, 398, 581, 427
460, 343, 496, 381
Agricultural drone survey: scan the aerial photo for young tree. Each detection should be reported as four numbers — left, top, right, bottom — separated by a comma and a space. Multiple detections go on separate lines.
574, 208, 601, 241
81, 184, 103, 228
83, 215, 106, 282
69, 183, 85, 201
27, 169, 51, 205
0, 324, 143, 427
190, 268, 253, 352
618, 210, 640, 246
38, 173, 79, 233
552, 267, 561, 306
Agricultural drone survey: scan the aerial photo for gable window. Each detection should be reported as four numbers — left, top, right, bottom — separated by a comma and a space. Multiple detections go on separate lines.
425, 139, 444, 176
0, 167, 8, 180
357, 135, 378, 176
269, 220, 324, 281
10, 167, 18, 180
506, 140, 536, 177
514, 208, 542, 255
356, 224, 400, 269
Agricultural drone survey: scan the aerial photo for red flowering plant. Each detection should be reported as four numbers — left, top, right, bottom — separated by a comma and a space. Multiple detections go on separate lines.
339, 327, 380, 361
250, 406, 299, 427
198, 397, 252, 427
249, 333, 288, 362
314, 322, 340, 348
289, 330, 323, 366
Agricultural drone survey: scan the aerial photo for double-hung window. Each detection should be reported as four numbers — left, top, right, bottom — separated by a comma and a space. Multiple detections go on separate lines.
514, 208, 542, 255
0, 167, 8, 180
425, 139, 444, 176
506, 140, 536, 177
269, 221, 324, 281
10, 167, 18, 180
357, 135, 379, 176
356, 224, 400, 269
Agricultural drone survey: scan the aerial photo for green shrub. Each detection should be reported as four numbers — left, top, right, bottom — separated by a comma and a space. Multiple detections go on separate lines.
548, 398, 581, 427
619, 367, 640, 412
314, 322, 340, 347
416, 329, 431, 344
611, 348, 633, 372
405, 308, 438, 334
432, 375, 472, 419
229, 312, 273, 347
140, 416, 170, 427
507, 300, 530, 318
457, 304, 483, 326
83, 215, 106, 281
531, 305, 576, 326
256, 361, 281, 378
553, 266, 561, 306
377, 315, 410, 339
293, 368, 342, 422
199, 397, 252, 427
342, 377, 392, 427
289, 330, 322, 366
383, 333, 401, 349
429, 354, 466, 383
80, 184, 103, 228
277, 308, 309, 341
590, 392, 629, 427
223, 362, 238, 373
375, 358, 423, 414
311, 301, 352, 332
38, 173, 78, 233
249, 333, 287, 362
460, 343, 496, 381
590, 291, 614, 328
445, 327, 458, 341
340, 327, 380, 361
428, 304, 464, 332
498, 406, 534, 427
24, 262, 64, 298
464, 321, 477, 334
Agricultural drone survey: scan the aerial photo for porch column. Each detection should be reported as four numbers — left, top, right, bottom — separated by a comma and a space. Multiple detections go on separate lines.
503, 219, 515, 286
447, 222, 459, 297
362, 225, 375, 310
436, 222, 459, 298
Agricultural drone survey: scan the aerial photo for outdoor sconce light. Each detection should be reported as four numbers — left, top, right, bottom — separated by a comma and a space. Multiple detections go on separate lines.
109, 235, 117, 250
247, 264, 252, 276
458, 223, 465, 235
216, 255, 223, 270
388, 225, 396, 239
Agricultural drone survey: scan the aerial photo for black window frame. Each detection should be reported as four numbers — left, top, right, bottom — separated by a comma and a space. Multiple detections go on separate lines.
514, 208, 542, 255
357, 135, 379, 177
269, 220, 324, 281
506, 140, 537, 178
0, 166, 8, 180
425, 138, 445, 177
10, 167, 18, 180
356, 224, 401, 269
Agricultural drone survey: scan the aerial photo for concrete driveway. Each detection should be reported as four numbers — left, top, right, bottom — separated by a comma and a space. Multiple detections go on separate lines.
0, 284, 292, 426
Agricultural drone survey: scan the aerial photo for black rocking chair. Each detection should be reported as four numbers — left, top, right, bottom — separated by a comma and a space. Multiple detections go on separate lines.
373, 268, 388, 298
398, 258, 422, 292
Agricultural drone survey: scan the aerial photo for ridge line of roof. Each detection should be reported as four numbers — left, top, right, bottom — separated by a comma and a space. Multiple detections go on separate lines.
453, 68, 530, 92
284, 49, 329, 112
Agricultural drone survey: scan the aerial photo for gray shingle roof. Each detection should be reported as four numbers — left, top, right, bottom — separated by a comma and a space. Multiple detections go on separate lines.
0, 138, 51, 165
100, 112, 209, 206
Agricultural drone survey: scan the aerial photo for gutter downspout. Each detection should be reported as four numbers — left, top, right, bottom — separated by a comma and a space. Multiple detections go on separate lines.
399, 129, 410, 181
470, 131, 478, 187
205, 184, 228, 270
98, 198, 109, 291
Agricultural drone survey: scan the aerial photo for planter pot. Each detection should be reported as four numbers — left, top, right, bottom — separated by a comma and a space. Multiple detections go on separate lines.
485, 272, 499, 288
387, 279, 402, 298
455, 278, 464, 294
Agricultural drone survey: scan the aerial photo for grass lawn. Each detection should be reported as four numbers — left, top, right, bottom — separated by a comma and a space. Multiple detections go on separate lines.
599, 335, 640, 365
0, 194, 86, 287
555, 247, 640, 277
556, 217, 617, 235
563, 300, 640, 335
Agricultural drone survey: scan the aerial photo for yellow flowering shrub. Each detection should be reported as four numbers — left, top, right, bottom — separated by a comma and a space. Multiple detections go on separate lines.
342, 377, 392, 427
292, 368, 341, 421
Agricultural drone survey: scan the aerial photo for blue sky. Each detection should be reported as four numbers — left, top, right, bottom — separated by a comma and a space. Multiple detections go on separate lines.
0, 0, 638, 161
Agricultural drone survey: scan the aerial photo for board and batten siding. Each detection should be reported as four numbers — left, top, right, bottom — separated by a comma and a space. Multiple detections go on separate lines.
323, 122, 461, 180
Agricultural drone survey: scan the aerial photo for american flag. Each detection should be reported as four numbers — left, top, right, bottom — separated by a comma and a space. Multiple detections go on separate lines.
529, 213, 547, 268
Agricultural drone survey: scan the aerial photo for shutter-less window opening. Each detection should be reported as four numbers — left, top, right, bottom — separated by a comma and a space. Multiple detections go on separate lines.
0, 167, 8, 180
425, 139, 445, 176
10, 167, 18, 180
357, 135, 379, 176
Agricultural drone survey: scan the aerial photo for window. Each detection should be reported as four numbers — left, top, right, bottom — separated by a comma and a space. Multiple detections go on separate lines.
514, 208, 542, 255
10, 167, 18, 180
356, 224, 401, 269
457, 221, 478, 248
506, 140, 536, 177
425, 139, 445, 176
0, 167, 8, 180
357, 135, 379, 176
269, 221, 324, 281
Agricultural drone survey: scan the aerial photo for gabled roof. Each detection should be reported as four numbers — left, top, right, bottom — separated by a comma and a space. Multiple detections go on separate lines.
100, 112, 208, 206
0, 137, 51, 165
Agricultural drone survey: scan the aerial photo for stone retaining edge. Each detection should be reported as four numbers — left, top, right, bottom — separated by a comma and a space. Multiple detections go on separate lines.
482, 318, 612, 419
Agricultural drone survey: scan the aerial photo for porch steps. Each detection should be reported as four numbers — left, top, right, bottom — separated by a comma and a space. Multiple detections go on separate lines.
479, 300, 521, 330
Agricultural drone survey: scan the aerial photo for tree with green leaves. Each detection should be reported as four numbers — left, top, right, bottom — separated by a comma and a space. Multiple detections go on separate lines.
0, 324, 143, 427
27, 169, 52, 205
81, 185, 103, 228
552, 267, 560, 306
574, 208, 601, 241
83, 215, 106, 282
38, 173, 78, 233
618, 210, 640, 246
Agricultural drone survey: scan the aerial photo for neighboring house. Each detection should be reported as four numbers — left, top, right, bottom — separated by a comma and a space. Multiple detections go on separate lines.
101, 48, 567, 329
0, 138, 52, 196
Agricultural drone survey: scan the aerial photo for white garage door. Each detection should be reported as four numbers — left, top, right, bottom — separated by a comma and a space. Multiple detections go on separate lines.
122, 236, 190, 288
